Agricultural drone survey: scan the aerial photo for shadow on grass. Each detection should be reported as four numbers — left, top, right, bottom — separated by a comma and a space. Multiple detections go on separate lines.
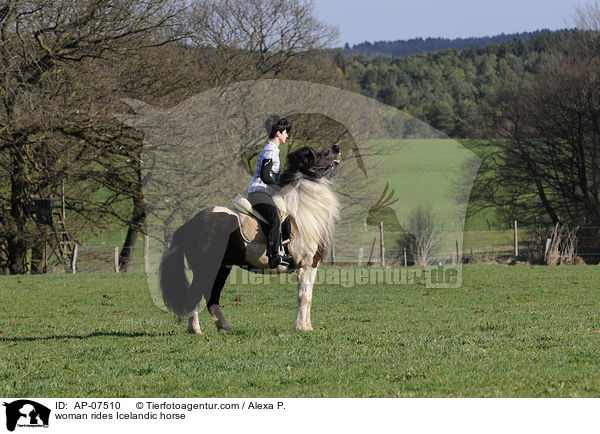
0, 330, 160, 343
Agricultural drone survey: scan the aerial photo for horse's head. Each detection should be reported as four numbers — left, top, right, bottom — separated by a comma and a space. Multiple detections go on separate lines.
314, 144, 341, 179
279, 144, 340, 187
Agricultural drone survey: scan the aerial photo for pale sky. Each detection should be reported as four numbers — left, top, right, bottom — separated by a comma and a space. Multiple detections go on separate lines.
313, 0, 588, 46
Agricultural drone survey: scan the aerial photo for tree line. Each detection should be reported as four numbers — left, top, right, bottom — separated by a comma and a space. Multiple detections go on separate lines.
338, 30, 569, 137
341, 30, 559, 58
338, 6, 600, 249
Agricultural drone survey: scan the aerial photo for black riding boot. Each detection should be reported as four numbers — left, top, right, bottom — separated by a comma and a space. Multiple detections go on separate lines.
267, 238, 294, 269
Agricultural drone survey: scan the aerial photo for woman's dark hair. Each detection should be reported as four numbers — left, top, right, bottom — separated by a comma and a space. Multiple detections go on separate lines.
265, 115, 291, 139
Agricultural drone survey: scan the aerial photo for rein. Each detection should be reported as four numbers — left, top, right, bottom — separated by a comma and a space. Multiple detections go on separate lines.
301, 162, 338, 176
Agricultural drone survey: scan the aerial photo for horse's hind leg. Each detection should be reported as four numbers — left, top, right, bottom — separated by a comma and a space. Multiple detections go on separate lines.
187, 265, 230, 334
188, 310, 202, 334
207, 265, 232, 331
186, 276, 206, 334
208, 304, 230, 331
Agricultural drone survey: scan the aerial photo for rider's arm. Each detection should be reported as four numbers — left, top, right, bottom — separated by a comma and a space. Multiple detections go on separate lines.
260, 158, 278, 185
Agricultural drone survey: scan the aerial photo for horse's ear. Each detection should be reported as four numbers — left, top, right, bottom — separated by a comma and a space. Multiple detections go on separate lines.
287, 147, 315, 169
298, 147, 315, 164
286, 150, 301, 168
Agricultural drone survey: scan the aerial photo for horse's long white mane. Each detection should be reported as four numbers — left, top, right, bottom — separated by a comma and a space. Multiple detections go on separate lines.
280, 176, 340, 265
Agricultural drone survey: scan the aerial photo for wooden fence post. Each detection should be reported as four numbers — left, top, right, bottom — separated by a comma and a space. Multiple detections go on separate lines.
367, 237, 376, 266
144, 235, 150, 273
380, 221, 385, 267
358, 248, 364, 266
72, 244, 78, 274
514, 219, 519, 257
403, 247, 407, 266
114, 246, 120, 272
456, 240, 460, 264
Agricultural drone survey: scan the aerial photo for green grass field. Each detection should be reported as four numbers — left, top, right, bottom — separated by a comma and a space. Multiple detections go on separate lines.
364, 138, 498, 230
328, 138, 513, 261
2, 265, 600, 397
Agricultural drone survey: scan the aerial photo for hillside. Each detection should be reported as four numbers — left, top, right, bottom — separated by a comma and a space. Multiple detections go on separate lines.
338, 30, 569, 137
342, 29, 564, 57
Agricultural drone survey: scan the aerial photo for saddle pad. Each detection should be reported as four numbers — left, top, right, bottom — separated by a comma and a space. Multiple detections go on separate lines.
211, 206, 266, 244
233, 194, 267, 223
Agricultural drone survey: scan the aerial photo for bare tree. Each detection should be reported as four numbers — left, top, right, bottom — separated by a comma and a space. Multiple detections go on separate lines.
187, 0, 339, 86
575, 1, 600, 32
474, 52, 600, 228
407, 203, 437, 266
460, 7, 600, 260
113, 0, 346, 271
0, 0, 186, 273
0, 0, 351, 274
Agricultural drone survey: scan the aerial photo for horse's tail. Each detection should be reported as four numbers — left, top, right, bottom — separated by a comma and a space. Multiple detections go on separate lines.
159, 224, 198, 318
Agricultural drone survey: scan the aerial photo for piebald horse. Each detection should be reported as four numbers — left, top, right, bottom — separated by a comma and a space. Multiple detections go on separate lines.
159, 145, 341, 333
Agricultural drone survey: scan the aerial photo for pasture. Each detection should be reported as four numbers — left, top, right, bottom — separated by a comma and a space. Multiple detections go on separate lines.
367, 138, 494, 230
1, 265, 600, 397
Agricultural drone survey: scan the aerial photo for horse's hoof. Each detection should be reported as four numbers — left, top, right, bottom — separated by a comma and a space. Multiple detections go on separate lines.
209, 305, 231, 332
188, 317, 203, 334
293, 323, 313, 331
188, 327, 203, 335
215, 321, 231, 332
217, 324, 231, 332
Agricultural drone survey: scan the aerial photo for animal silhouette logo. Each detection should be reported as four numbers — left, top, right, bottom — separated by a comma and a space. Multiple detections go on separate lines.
366, 182, 402, 231
3, 400, 50, 432
116, 78, 480, 291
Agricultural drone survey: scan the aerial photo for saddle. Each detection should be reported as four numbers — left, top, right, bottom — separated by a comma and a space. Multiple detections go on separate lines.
233, 194, 288, 242
211, 194, 292, 270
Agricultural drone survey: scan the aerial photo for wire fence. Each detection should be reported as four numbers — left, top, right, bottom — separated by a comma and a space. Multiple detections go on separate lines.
330, 224, 600, 266
37, 223, 600, 274
44, 235, 157, 274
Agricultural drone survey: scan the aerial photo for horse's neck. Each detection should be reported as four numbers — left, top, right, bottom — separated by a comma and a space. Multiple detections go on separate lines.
281, 178, 339, 254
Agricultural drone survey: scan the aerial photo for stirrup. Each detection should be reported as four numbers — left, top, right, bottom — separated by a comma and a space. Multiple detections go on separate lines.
268, 255, 283, 269
268, 253, 294, 269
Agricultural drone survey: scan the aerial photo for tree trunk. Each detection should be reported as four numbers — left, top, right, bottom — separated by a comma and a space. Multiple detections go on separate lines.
30, 242, 44, 274
118, 222, 142, 272
7, 237, 28, 274
118, 164, 146, 272
8, 148, 29, 274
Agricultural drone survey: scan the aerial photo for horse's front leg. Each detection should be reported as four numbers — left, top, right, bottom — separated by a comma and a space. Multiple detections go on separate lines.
294, 266, 318, 331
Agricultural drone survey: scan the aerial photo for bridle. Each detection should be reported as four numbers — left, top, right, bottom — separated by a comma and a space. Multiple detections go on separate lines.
301, 159, 340, 177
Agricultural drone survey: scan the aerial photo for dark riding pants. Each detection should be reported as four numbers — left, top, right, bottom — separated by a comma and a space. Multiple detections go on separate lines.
248, 191, 281, 258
